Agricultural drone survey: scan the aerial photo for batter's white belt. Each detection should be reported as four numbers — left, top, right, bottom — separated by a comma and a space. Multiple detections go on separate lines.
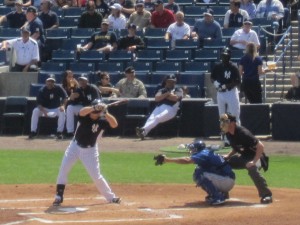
73, 139, 95, 148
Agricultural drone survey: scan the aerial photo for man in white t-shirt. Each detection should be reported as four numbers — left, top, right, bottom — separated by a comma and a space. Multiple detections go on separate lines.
165, 11, 190, 48
230, 20, 260, 50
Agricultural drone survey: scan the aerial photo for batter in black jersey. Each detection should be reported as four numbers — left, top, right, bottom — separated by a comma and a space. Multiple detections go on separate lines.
53, 99, 121, 206
220, 113, 273, 204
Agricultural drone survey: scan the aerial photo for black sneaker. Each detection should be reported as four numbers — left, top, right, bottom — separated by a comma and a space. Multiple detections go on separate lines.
28, 131, 37, 139
111, 197, 121, 204
53, 195, 63, 206
260, 195, 272, 204
65, 132, 74, 139
56, 132, 64, 140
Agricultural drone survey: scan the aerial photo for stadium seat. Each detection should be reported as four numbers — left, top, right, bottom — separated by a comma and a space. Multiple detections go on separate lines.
179, 74, 205, 97
163, 0, 193, 6
0, 28, 20, 41
154, 61, 182, 73
39, 61, 67, 73
202, 38, 229, 49
63, 7, 85, 18
59, 17, 79, 29
29, 83, 43, 97
127, 61, 153, 73
183, 61, 211, 74
70, 28, 95, 39
45, 28, 70, 39
69, 62, 95, 80
136, 49, 164, 61
95, 62, 124, 84
144, 28, 166, 39
210, 5, 229, 16
61, 38, 87, 50
52, 7, 64, 18
174, 39, 199, 49
119, 28, 144, 38
231, 49, 244, 63
0, 50, 8, 66
251, 18, 272, 27
78, 50, 106, 62
0, 6, 12, 16
38, 71, 64, 84
184, 6, 206, 17
165, 49, 192, 61
193, 49, 220, 61
178, 84, 201, 98
150, 73, 172, 85
218, 0, 230, 5
144, 84, 158, 97
108, 50, 133, 62
214, 16, 225, 27
184, 17, 196, 27
194, 0, 218, 6
145, 38, 170, 49
51, 49, 77, 62
222, 27, 237, 38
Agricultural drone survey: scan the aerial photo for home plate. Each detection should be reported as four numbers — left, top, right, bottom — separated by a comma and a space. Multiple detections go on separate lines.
47, 207, 89, 214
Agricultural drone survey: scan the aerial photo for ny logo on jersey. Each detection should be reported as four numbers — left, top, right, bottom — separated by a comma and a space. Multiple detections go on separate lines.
87, 94, 92, 101
50, 94, 54, 99
224, 71, 231, 79
91, 124, 99, 133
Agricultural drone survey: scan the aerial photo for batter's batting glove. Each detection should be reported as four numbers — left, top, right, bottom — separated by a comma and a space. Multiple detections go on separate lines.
95, 103, 107, 112
154, 154, 166, 166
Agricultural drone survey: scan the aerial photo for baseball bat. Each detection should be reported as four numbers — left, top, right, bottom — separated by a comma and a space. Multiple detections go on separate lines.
106, 99, 129, 108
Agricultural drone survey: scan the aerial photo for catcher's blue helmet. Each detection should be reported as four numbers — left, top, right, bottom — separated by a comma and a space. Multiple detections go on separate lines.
187, 140, 206, 154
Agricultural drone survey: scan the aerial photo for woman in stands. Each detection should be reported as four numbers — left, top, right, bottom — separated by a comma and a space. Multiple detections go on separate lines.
238, 42, 269, 103
62, 70, 79, 98
96, 71, 119, 98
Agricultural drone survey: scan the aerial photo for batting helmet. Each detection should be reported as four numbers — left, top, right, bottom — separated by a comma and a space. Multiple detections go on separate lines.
91, 99, 103, 113
187, 140, 206, 154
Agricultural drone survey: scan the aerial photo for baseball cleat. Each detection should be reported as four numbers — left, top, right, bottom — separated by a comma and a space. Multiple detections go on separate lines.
260, 195, 272, 204
28, 131, 37, 139
56, 132, 64, 140
135, 127, 145, 140
52, 195, 63, 206
111, 197, 121, 204
210, 198, 225, 206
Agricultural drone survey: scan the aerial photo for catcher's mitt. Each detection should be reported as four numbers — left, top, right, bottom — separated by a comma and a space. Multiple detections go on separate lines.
154, 154, 165, 166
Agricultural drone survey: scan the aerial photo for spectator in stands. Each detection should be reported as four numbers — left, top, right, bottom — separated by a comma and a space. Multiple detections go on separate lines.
256, 0, 286, 31
0, 0, 26, 28
78, 0, 103, 29
108, 3, 127, 30
151, 0, 175, 28
54, 0, 70, 8
224, 0, 250, 29
191, 8, 222, 46
96, 71, 119, 98
164, 0, 180, 14
65, 74, 101, 137
165, 11, 190, 49
239, 42, 268, 103
117, 0, 135, 18
28, 75, 68, 139
79, 19, 118, 53
118, 23, 145, 52
23, 6, 45, 48
127, 0, 151, 30
62, 70, 79, 98
230, 20, 260, 50
4, 0, 31, 7
136, 74, 183, 140
115, 66, 147, 98
240, 0, 256, 19
38, 0, 59, 30
1, 27, 39, 72
95, 0, 110, 18
144, 0, 155, 13
182, 85, 191, 98
196, 0, 217, 4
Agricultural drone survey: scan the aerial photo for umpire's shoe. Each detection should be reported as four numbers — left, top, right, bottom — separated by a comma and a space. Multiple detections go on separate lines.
261, 195, 272, 204
53, 195, 63, 206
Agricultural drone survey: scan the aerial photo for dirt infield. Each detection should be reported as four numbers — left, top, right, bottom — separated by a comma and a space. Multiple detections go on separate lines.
0, 136, 300, 224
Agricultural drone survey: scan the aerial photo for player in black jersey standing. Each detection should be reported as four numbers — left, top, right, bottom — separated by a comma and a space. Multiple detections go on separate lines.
52, 99, 121, 206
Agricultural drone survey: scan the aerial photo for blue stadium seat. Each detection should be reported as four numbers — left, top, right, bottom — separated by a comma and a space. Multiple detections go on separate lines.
145, 38, 170, 49
70, 28, 95, 39
144, 28, 166, 39
38, 71, 64, 84
144, 84, 159, 97
69, 62, 95, 77
184, 6, 206, 17
194, 0, 217, 6
222, 27, 237, 38
250, 18, 272, 27
214, 16, 225, 27
78, 50, 106, 62
59, 17, 79, 29
154, 61, 182, 73
163, 0, 193, 6
0, 28, 20, 41
63, 7, 85, 18
231, 49, 244, 63
51, 49, 77, 62
184, 17, 196, 27
40, 61, 67, 73
177, 84, 201, 98
165, 49, 192, 61
94, 62, 124, 84
108, 50, 133, 62
119, 28, 144, 38
183, 61, 211, 73
179, 74, 205, 97
0, 6, 12, 15
61, 38, 87, 50
150, 73, 175, 85
127, 61, 153, 73
46, 28, 70, 39
174, 39, 199, 49
218, 0, 230, 5
203, 38, 229, 49
210, 5, 229, 16
193, 49, 220, 61
52, 7, 64, 18
136, 49, 164, 61
29, 83, 43, 97
0, 50, 8, 66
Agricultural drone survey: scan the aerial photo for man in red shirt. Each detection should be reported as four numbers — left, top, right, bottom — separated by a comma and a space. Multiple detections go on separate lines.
151, 0, 175, 28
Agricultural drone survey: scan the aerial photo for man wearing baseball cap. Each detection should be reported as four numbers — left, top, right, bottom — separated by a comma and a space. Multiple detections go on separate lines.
127, 0, 151, 30
230, 19, 260, 50
38, 0, 59, 30
79, 19, 118, 53
1, 26, 40, 72
118, 23, 144, 51
0, 0, 26, 28
136, 74, 183, 140
29, 74, 68, 139
191, 8, 222, 46
151, 0, 175, 28
224, 0, 249, 28
107, 3, 127, 30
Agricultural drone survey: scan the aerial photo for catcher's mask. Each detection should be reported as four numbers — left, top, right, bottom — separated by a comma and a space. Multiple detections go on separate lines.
221, 47, 231, 64
220, 113, 236, 133
91, 98, 103, 113
187, 140, 206, 154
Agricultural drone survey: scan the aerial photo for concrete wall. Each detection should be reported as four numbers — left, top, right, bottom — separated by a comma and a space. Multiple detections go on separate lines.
0, 71, 38, 97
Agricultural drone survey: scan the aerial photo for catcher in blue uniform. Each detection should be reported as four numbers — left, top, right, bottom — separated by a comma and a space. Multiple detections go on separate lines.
154, 140, 235, 205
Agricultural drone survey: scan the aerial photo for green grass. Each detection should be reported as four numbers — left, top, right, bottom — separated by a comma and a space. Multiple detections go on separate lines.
0, 150, 299, 189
